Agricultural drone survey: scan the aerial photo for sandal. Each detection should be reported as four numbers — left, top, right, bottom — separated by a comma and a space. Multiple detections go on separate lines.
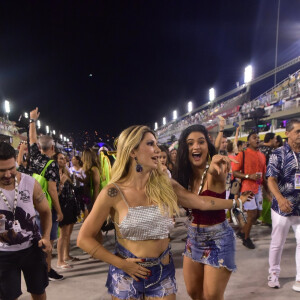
56, 263, 73, 270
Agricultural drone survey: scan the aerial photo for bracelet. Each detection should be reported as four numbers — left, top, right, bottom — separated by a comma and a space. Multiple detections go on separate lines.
89, 244, 101, 258
232, 198, 237, 209
29, 119, 36, 123
237, 198, 243, 212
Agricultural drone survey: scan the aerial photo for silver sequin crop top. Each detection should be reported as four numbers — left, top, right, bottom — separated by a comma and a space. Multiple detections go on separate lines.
112, 183, 174, 241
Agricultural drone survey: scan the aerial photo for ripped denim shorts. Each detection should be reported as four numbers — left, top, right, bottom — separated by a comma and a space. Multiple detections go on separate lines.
106, 242, 177, 299
183, 220, 236, 272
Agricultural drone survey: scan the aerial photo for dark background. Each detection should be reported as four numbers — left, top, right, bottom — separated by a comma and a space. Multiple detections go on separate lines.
0, 0, 300, 147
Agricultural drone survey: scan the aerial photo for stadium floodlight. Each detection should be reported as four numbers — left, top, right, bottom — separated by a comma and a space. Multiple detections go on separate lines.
244, 65, 253, 84
162, 117, 166, 126
154, 122, 158, 130
209, 88, 215, 102
67, 138, 69, 142
64, 136, 67, 142
60, 134, 63, 140
173, 110, 177, 120
188, 101, 193, 113
37, 120, 41, 129
24, 112, 29, 118
4, 100, 10, 114
52, 130, 56, 135
46, 125, 49, 134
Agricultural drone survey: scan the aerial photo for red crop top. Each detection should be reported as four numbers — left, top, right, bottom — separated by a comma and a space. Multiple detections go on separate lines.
191, 190, 226, 225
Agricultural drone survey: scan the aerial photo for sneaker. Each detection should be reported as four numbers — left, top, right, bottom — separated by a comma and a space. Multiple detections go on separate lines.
268, 273, 280, 288
48, 268, 64, 281
242, 237, 255, 249
292, 281, 300, 292
236, 231, 245, 240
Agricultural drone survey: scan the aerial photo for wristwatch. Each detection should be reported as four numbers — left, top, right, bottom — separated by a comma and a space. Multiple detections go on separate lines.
245, 174, 249, 179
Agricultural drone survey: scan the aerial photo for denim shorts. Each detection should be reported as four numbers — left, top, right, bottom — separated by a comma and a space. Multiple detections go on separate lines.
183, 220, 236, 272
106, 242, 177, 299
36, 209, 59, 241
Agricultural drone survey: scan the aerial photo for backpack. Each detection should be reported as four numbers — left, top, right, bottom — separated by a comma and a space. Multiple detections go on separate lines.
32, 160, 54, 209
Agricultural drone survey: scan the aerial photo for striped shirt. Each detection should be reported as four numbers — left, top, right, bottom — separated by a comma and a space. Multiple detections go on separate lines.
266, 143, 300, 216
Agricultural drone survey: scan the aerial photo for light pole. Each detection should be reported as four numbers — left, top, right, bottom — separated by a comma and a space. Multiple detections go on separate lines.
154, 122, 158, 130
4, 100, 10, 120
244, 65, 253, 84
173, 110, 177, 121
188, 101, 193, 113
162, 117, 166, 126
46, 125, 49, 134
209, 88, 215, 102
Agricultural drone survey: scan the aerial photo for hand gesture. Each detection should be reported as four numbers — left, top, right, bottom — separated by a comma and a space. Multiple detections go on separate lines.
210, 155, 233, 175
19, 142, 28, 152
38, 238, 52, 253
30, 107, 40, 120
217, 116, 226, 129
278, 197, 293, 213
122, 258, 151, 281
56, 211, 64, 222
239, 191, 254, 204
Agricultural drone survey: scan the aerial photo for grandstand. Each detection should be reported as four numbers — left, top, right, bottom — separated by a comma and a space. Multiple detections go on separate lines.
156, 57, 300, 144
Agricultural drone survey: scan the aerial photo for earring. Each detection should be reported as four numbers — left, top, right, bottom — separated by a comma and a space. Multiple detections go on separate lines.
135, 157, 143, 172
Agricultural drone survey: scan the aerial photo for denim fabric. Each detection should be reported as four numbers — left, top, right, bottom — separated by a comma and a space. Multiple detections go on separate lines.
106, 242, 177, 299
183, 220, 236, 272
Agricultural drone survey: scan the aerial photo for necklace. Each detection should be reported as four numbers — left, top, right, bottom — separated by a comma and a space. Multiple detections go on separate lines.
197, 164, 210, 195
0, 178, 19, 221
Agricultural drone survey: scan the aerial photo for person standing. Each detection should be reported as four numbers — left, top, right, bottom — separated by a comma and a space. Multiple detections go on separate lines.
29, 107, 64, 281
233, 132, 270, 249
267, 119, 300, 292
0, 142, 51, 300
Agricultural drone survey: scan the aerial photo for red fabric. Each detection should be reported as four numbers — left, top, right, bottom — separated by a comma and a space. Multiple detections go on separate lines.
191, 190, 226, 225
232, 148, 266, 194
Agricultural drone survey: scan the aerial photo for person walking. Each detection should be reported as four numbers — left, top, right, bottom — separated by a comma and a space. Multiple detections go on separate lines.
267, 119, 300, 292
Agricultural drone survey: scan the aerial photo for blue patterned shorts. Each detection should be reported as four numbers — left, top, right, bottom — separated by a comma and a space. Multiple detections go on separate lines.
106, 242, 177, 299
183, 220, 236, 272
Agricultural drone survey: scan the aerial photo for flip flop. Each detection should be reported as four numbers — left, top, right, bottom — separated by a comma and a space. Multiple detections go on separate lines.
56, 263, 73, 270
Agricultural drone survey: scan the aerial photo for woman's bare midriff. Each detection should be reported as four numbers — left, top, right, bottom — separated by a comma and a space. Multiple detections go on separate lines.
191, 222, 223, 228
117, 237, 170, 263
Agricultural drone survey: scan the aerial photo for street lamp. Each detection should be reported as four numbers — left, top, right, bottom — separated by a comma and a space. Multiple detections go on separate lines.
188, 101, 193, 113
162, 117, 166, 126
4, 100, 10, 120
209, 88, 215, 102
173, 110, 177, 120
244, 65, 253, 84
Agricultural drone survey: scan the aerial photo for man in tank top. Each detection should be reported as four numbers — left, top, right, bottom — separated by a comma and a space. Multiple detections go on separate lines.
0, 142, 52, 300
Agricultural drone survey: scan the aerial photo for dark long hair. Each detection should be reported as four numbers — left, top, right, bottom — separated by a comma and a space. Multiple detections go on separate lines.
172, 125, 216, 189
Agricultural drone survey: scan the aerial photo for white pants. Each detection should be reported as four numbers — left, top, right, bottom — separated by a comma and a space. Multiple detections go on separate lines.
269, 209, 300, 281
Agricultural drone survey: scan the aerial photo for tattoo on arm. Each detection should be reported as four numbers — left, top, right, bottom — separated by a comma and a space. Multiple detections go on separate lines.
36, 192, 46, 203
211, 200, 215, 206
107, 187, 118, 197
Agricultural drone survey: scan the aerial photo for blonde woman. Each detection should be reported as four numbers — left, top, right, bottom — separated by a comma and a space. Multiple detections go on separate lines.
77, 125, 251, 300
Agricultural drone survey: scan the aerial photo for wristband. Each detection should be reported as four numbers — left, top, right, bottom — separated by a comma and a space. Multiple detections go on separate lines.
29, 119, 36, 123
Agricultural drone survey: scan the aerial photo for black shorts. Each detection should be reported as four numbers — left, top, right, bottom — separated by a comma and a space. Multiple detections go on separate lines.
0, 244, 48, 300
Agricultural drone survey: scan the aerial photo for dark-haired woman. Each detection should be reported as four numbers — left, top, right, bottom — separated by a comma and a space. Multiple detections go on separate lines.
159, 145, 172, 178
173, 124, 243, 300
53, 153, 80, 268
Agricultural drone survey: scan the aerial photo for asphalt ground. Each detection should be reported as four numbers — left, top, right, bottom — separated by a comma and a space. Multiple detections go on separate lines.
19, 218, 299, 300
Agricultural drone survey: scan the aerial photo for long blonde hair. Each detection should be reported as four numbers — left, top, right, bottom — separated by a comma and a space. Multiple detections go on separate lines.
110, 125, 178, 217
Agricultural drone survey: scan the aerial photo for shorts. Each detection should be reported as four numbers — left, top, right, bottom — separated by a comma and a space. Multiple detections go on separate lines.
0, 244, 48, 300
106, 242, 177, 299
183, 220, 236, 272
36, 209, 58, 240
243, 186, 263, 211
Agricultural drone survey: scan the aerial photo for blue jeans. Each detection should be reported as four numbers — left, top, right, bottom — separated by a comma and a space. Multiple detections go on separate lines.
35, 209, 58, 241
106, 242, 177, 299
184, 220, 236, 272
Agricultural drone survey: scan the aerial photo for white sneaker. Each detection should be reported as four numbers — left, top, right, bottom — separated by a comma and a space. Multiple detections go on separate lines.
268, 273, 280, 288
292, 281, 300, 292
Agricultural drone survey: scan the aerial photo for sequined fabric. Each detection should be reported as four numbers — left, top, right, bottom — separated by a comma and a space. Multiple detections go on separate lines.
113, 183, 174, 241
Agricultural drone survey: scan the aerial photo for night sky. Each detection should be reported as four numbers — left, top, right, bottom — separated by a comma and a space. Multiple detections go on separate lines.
0, 1, 300, 146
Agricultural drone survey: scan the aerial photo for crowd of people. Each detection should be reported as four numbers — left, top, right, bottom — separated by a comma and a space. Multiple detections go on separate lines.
0, 106, 299, 300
